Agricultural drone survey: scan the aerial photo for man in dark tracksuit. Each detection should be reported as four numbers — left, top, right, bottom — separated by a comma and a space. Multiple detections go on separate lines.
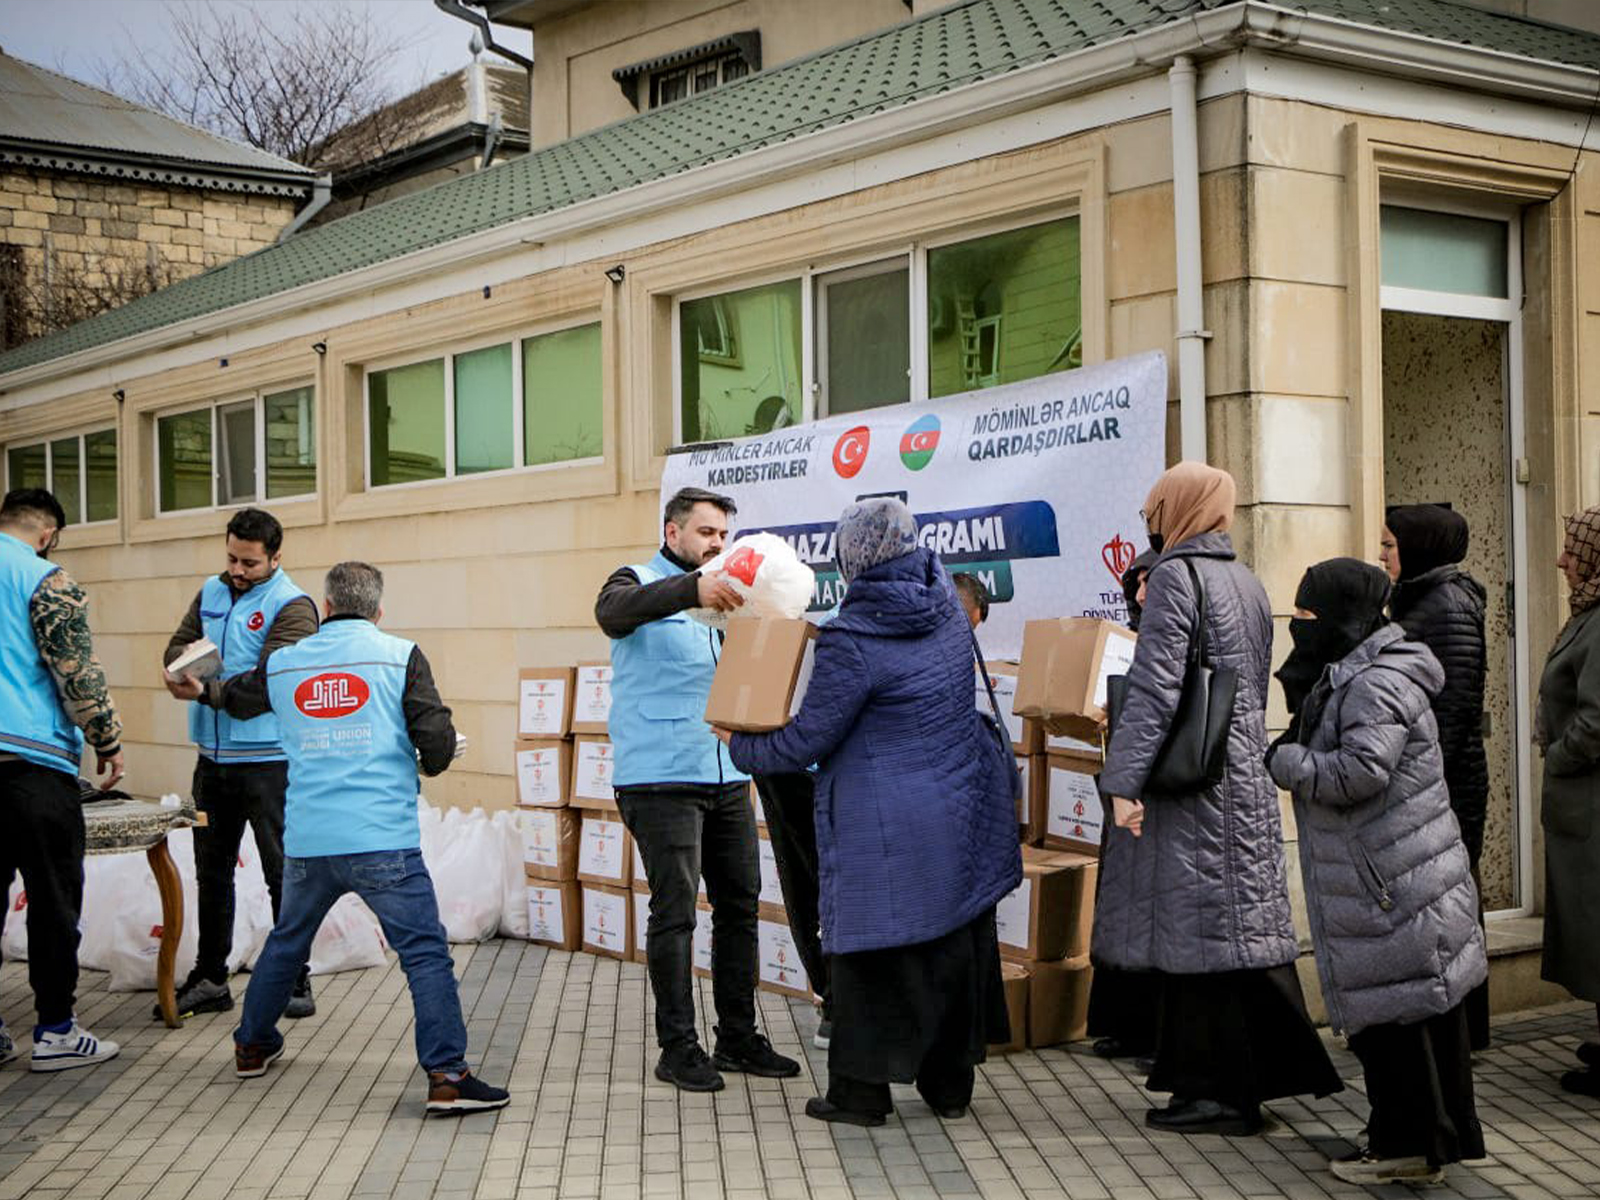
596, 486, 800, 1093
161, 507, 318, 1020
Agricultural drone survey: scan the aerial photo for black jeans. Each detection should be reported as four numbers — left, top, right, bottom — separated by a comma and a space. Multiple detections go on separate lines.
191, 757, 288, 983
616, 782, 759, 1051
752, 772, 829, 1010
0, 760, 85, 1027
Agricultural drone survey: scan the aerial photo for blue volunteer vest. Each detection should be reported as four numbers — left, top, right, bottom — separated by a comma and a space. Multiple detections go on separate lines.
265, 618, 420, 858
0, 531, 84, 774
188, 568, 308, 762
608, 551, 748, 788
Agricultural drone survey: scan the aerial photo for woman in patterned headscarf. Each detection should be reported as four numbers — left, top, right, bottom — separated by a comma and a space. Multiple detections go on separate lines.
1537, 504, 1600, 1097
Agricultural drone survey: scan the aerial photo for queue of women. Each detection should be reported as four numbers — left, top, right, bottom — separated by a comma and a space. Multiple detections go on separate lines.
724, 463, 1600, 1191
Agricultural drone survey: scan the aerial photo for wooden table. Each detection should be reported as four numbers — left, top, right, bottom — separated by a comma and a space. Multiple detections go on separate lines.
80, 797, 203, 1028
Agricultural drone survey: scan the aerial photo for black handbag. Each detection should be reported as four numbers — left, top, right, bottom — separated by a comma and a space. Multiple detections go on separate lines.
1105, 558, 1237, 797
972, 628, 1025, 805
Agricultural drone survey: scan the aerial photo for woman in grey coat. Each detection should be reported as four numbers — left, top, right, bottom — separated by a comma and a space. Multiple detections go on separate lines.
1268, 558, 1486, 1187
1097, 462, 1340, 1137
1538, 504, 1600, 1097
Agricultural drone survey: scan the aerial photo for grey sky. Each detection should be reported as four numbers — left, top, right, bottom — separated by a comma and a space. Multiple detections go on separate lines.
0, 0, 527, 95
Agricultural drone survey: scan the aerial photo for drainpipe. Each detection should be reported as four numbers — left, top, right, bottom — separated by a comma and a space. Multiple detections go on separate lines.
432, 0, 534, 70
1169, 54, 1210, 462
276, 174, 332, 243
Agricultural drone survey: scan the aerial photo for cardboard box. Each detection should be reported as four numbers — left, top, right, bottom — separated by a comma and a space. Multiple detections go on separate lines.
1020, 753, 1045, 843
1014, 618, 1137, 741
693, 901, 714, 978
571, 735, 617, 811
757, 828, 785, 916
571, 661, 614, 735
703, 617, 818, 731
996, 846, 1098, 962
517, 667, 574, 740
1042, 753, 1105, 855
527, 881, 581, 951
989, 961, 1031, 1054
1022, 717, 1103, 766
576, 814, 632, 888
978, 661, 1038, 754
758, 917, 810, 999
521, 806, 581, 881
1028, 955, 1093, 1047
514, 739, 572, 808
581, 884, 632, 959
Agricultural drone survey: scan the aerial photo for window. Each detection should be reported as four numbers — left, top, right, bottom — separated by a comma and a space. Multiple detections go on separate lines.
156, 385, 315, 513
4, 428, 118, 526
671, 215, 1082, 443
1380, 205, 1508, 299
652, 50, 749, 107
367, 325, 602, 488
615, 33, 760, 110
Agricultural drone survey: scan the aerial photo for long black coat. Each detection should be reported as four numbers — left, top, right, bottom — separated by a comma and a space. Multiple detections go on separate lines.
1390, 564, 1489, 863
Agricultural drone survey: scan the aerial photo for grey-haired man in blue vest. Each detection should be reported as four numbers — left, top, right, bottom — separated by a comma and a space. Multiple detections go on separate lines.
595, 486, 800, 1093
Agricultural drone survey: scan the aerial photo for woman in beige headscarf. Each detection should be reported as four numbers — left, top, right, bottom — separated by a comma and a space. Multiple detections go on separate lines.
1094, 461, 1340, 1136
1537, 505, 1600, 1096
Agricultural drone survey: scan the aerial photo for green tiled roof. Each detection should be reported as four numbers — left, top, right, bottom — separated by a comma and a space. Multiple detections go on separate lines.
4, 0, 1598, 379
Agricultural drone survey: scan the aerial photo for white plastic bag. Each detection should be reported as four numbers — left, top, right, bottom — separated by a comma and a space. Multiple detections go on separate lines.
2, 877, 26, 961
495, 810, 530, 940
420, 804, 504, 943
306, 893, 388, 975
687, 532, 815, 628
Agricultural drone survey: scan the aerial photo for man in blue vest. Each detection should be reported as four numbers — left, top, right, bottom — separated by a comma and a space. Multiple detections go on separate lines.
161, 508, 318, 1020
172, 561, 508, 1114
595, 486, 800, 1092
0, 488, 124, 1071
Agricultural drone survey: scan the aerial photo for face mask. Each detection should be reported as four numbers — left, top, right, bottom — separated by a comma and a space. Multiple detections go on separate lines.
1147, 532, 1165, 555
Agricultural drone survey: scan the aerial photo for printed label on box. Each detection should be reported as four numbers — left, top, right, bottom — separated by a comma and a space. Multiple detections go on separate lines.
633, 897, 648, 954
573, 741, 614, 801
519, 678, 568, 737
995, 877, 1033, 950
1016, 756, 1032, 822
632, 841, 647, 885
758, 836, 784, 908
1047, 767, 1105, 847
692, 907, 713, 973
583, 888, 627, 953
578, 818, 627, 881
1092, 631, 1138, 709
515, 745, 565, 807
527, 886, 566, 943
752, 787, 765, 825
575, 665, 613, 726
521, 809, 560, 868
758, 919, 809, 994
978, 668, 1027, 746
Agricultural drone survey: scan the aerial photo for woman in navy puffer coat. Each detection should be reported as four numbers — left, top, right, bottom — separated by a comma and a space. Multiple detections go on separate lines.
722, 498, 1020, 1128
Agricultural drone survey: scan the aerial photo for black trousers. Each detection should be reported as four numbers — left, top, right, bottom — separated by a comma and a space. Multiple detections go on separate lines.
191, 757, 288, 983
1348, 1003, 1484, 1165
0, 760, 85, 1027
752, 772, 829, 1009
616, 782, 759, 1051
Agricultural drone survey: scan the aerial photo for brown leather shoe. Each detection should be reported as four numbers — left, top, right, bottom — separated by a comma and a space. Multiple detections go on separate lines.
235, 1040, 283, 1079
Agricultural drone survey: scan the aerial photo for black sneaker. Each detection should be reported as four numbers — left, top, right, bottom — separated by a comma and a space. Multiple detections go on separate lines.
284, 971, 315, 1020
655, 1042, 725, 1093
712, 1029, 801, 1079
1561, 1068, 1600, 1098
1576, 1041, 1600, 1069
155, 972, 232, 1020
426, 1071, 510, 1115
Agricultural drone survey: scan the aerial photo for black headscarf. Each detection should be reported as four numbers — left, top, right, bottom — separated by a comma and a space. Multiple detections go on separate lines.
1121, 548, 1158, 632
1276, 558, 1392, 719
1386, 503, 1469, 582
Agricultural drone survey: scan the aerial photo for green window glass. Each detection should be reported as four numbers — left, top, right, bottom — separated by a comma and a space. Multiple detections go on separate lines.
454, 343, 514, 475
84, 429, 117, 523
523, 324, 602, 465
158, 409, 213, 512
264, 386, 315, 498
927, 217, 1081, 399
822, 265, 910, 415
50, 437, 81, 525
369, 359, 445, 487
216, 400, 257, 506
1380, 206, 1508, 298
679, 280, 802, 443
7, 442, 46, 492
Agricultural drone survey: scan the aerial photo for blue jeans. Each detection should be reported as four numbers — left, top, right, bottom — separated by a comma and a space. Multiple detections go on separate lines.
234, 847, 469, 1075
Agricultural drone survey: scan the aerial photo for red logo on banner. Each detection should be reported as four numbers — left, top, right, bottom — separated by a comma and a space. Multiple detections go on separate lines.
11, 891, 24, 913
294, 672, 370, 719
832, 426, 871, 478
247, 611, 265, 631
1102, 534, 1137, 580
724, 545, 764, 586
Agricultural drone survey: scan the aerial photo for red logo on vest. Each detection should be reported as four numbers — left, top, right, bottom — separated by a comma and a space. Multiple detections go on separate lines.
294, 672, 370, 719
723, 545, 764, 587
247, 611, 265, 631
832, 425, 870, 478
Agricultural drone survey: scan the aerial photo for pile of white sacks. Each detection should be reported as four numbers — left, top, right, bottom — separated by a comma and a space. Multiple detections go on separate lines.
1, 799, 530, 992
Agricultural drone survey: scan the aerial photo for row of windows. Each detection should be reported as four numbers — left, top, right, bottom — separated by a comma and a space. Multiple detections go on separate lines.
2, 215, 1083, 522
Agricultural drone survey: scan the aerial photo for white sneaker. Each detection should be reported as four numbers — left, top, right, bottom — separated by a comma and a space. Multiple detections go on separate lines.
0, 1019, 18, 1066
1329, 1150, 1443, 1186
30, 1021, 120, 1073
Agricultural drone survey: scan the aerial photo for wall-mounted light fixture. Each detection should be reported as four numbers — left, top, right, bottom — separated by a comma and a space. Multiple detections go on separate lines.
219, 357, 229, 368
483, 285, 492, 299
312, 341, 327, 356
604, 264, 626, 285
112, 389, 125, 403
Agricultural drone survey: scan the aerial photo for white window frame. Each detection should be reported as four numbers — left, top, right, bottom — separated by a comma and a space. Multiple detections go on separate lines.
153, 380, 316, 516
362, 318, 604, 493
4, 424, 119, 527
670, 207, 1082, 445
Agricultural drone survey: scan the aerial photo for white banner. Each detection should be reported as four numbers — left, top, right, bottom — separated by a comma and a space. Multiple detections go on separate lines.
660, 352, 1168, 657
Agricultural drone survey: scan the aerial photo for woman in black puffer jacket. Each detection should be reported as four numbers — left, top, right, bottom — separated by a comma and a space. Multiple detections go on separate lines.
1379, 503, 1490, 1048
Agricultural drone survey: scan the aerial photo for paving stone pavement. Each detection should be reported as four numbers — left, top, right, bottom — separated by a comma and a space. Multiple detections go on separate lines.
2, 943, 1598, 1200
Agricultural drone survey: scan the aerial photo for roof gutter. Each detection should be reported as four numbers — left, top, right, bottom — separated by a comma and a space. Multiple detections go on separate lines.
6, 1, 1598, 397
432, 0, 533, 70
275, 174, 333, 243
